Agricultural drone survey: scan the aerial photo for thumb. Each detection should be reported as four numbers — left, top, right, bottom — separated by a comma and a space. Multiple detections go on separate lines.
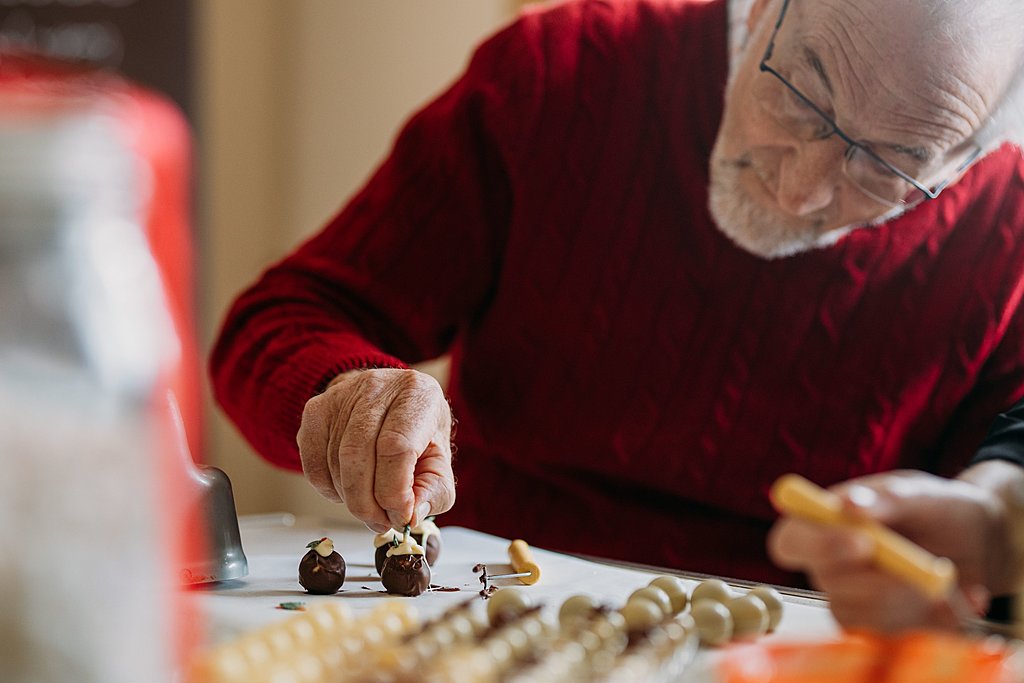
838, 484, 895, 525
411, 440, 456, 526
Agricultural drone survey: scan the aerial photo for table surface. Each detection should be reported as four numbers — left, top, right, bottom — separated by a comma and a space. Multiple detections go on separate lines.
187, 514, 841, 680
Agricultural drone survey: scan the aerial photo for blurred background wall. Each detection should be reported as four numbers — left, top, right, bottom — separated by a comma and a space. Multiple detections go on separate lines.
0, 0, 533, 522
197, 1, 532, 521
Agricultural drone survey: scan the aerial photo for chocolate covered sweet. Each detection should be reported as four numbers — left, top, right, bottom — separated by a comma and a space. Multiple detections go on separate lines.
373, 528, 403, 574
381, 536, 431, 597
410, 517, 442, 566
298, 537, 346, 595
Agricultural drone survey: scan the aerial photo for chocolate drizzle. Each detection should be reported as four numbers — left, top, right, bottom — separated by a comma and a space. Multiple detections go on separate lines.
412, 532, 442, 565
381, 553, 431, 596
298, 549, 346, 595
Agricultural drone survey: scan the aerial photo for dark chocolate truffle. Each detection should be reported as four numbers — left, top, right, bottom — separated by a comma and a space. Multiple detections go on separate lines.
381, 538, 431, 597
373, 529, 402, 574
298, 537, 346, 595
410, 518, 442, 566
411, 532, 442, 566
374, 543, 391, 575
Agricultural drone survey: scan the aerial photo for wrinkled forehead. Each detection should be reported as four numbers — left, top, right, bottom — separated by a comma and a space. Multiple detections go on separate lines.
781, 0, 975, 89
776, 0, 1002, 141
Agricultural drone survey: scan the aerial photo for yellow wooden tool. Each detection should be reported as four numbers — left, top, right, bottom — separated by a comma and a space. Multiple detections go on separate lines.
508, 539, 541, 585
475, 539, 542, 591
770, 474, 957, 600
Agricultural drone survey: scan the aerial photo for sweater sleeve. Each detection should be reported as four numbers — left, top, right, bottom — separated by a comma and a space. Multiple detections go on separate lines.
210, 19, 540, 470
927, 169, 1024, 477
970, 399, 1024, 468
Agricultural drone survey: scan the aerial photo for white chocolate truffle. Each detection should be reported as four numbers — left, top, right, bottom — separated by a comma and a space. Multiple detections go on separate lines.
486, 588, 532, 626
445, 613, 477, 642
618, 599, 663, 633
748, 585, 785, 632
373, 528, 402, 548
411, 518, 440, 541
627, 586, 673, 616
690, 578, 733, 606
648, 575, 689, 613
690, 600, 733, 646
558, 594, 598, 628
726, 595, 770, 640
385, 538, 425, 557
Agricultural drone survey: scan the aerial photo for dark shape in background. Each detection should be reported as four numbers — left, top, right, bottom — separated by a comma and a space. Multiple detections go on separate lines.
0, 0, 192, 117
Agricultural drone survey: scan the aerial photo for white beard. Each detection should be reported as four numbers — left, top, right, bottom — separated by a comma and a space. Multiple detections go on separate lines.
707, 147, 907, 259
708, 152, 844, 258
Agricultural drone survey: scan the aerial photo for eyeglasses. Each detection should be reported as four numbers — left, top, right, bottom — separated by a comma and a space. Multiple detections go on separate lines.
757, 0, 981, 207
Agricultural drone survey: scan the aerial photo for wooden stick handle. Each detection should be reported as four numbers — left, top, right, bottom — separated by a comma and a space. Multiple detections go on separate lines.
770, 474, 957, 600
508, 539, 541, 585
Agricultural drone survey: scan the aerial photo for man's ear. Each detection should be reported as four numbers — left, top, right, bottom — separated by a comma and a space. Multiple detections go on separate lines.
747, 0, 776, 36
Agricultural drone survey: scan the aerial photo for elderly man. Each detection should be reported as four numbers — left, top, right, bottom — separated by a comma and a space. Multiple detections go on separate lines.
212, 0, 1024, 627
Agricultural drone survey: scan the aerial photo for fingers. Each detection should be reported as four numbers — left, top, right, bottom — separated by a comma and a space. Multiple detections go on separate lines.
298, 368, 455, 532
374, 373, 453, 528
297, 393, 343, 504
768, 517, 874, 574
824, 570, 949, 632
769, 516, 959, 632
412, 440, 456, 524
335, 379, 401, 532
833, 480, 902, 528
768, 480, 993, 632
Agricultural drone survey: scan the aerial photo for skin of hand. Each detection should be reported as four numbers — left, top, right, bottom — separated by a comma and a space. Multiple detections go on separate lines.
296, 368, 455, 533
767, 462, 1024, 632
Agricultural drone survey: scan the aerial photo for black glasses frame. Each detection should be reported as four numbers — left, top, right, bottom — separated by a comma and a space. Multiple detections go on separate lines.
757, 0, 981, 205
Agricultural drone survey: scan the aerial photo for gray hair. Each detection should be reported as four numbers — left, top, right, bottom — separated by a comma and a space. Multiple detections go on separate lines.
975, 67, 1024, 150
730, 0, 1024, 149
924, 0, 1024, 149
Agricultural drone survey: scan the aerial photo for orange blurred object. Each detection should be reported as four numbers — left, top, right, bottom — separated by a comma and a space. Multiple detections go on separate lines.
719, 631, 1022, 683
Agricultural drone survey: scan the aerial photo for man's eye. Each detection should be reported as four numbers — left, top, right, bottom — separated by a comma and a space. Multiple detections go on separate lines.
788, 91, 813, 111
811, 120, 834, 140
868, 155, 893, 175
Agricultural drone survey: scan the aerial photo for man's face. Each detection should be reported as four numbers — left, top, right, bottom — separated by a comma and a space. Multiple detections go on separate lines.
709, 0, 999, 258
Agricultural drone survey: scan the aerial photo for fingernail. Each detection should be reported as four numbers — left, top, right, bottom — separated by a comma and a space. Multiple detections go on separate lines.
387, 511, 409, 530
845, 485, 878, 510
415, 502, 431, 526
366, 522, 389, 534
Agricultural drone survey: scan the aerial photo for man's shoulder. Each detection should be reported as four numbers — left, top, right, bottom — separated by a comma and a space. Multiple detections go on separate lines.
971, 144, 1024, 206
511, 0, 725, 46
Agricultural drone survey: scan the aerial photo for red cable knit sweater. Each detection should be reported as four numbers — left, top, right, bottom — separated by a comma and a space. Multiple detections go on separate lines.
211, 0, 1024, 584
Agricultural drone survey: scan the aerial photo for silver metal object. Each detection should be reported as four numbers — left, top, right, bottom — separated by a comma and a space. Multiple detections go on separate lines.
473, 563, 532, 593
168, 393, 248, 584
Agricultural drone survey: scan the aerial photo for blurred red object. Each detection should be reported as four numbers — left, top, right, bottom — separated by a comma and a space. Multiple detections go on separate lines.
0, 48, 202, 677
0, 49, 200, 460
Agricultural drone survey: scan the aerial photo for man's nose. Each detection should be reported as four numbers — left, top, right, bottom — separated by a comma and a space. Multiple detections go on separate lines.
775, 141, 843, 216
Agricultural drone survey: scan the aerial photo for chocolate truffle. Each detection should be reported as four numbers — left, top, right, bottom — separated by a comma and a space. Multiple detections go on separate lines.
373, 528, 403, 574
298, 537, 346, 595
410, 518, 442, 566
381, 537, 431, 597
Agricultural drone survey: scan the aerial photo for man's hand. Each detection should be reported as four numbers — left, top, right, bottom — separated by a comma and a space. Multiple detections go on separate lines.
297, 368, 455, 533
767, 467, 1017, 632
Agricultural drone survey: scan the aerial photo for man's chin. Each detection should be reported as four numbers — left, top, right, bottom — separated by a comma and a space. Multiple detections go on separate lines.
707, 184, 843, 259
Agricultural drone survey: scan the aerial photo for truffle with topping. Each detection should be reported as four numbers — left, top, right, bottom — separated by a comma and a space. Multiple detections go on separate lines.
373, 528, 403, 574
298, 537, 346, 595
410, 517, 442, 565
381, 534, 431, 597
